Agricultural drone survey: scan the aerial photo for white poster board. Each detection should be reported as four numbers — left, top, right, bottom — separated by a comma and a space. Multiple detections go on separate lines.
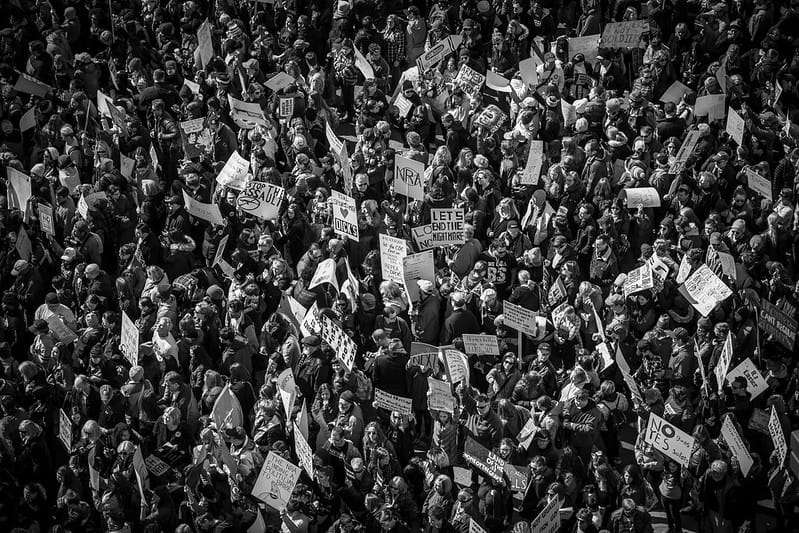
427, 378, 455, 413
227, 95, 268, 128
120, 310, 139, 366
502, 301, 538, 336
726, 358, 769, 399
769, 406, 788, 465
714, 332, 734, 390
721, 416, 754, 476
411, 224, 434, 251
252, 451, 302, 511
462, 334, 500, 355
236, 181, 285, 221
430, 208, 465, 247
320, 314, 357, 370
183, 190, 224, 225
680, 264, 733, 317
216, 151, 251, 190
726, 107, 745, 146
394, 155, 426, 201
644, 412, 695, 467
374, 389, 413, 415
520, 140, 544, 185
331, 190, 359, 240
380, 234, 408, 284
623, 187, 661, 208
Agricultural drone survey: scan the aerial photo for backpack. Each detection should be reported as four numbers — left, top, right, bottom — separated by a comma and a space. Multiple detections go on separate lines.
351, 368, 373, 402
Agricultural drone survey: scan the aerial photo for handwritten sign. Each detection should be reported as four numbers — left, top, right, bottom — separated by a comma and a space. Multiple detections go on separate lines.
402, 250, 435, 303
601, 20, 649, 48
14, 71, 52, 97
427, 378, 455, 413
394, 155, 426, 201
430, 208, 465, 247
502, 301, 538, 336
37, 203, 55, 236
530, 494, 561, 533
374, 389, 413, 415
216, 151, 250, 190
520, 140, 544, 185
252, 451, 302, 510
331, 190, 359, 240
694, 94, 726, 122
455, 64, 485, 94
644, 412, 695, 467
462, 334, 500, 355
121, 310, 139, 366
278, 96, 295, 118
227, 94, 268, 128
726, 107, 745, 146
623, 264, 654, 298
714, 332, 734, 390
745, 168, 773, 201
320, 314, 357, 370
670, 130, 701, 173
680, 264, 732, 317
721, 416, 753, 476
237, 181, 285, 221
294, 422, 314, 478
623, 187, 661, 208
145, 455, 171, 477
445, 349, 470, 385
265, 72, 295, 92
726, 358, 768, 399
380, 234, 408, 284
660, 80, 694, 105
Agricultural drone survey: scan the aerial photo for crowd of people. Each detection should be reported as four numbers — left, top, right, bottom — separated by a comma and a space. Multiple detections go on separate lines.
2, 0, 799, 532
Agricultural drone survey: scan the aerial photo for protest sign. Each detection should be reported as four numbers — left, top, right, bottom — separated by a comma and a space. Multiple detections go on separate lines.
745, 168, 773, 201
759, 297, 796, 349
394, 155, 426, 201
216, 151, 251, 190
237, 181, 285, 221
474, 105, 508, 133
530, 495, 561, 533
402, 250, 435, 303
770, 406, 788, 465
469, 518, 487, 533
659, 80, 694, 104
428, 378, 455, 413
445, 348, 470, 385
411, 224, 434, 251
212, 383, 245, 430
227, 95, 268, 128
726, 358, 769, 399
309, 259, 339, 290
720, 416, 753, 476
644, 412, 695, 467
121, 310, 139, 366
197, 22, 214, 67
179, 118, 211, 158
718, 251, 737, 280
183, 190, 224, 225
7, 167, 31, 213
294, 422, 314, 478
300, 301, 321, 338
520, 140, 544, 185
453, 466, 472, 487
455, 64, 486, 94
504, 463, 530, 493
183, 79, 200, 94
252, 451, 302, 511
409, 351, 441, 374
670, 129, 701, 173
59, 409, 72, 450
694, 94, 726, 122
14, 71, 52, 97
278, 96, 295, 118
430, 208, 465, 247
518, 57, 538, 85
485, 71, 512, 92
15, 226, 32, 261
45, 316, 77, 343
502, 301, 538, 336
714, 332, 734, 390
623, 264, 654, 298
749, 408, 770, 434
20, 106, 36, 132
622, 187, 661, 208
462, 334, 500, 355
265, 72, 295, 92
276, 369, 297, 420
561, 99, 577, 127
374, 389, 413, 415
320, 315, 357, 370
353, 46, 375, 79
464, 437, 505, 483
680, 264, 733, 317
568, 35, 600, 64
120, 154, 135, 179
548, 276, 567, 306
394, 92, 413, 117
616, 347, 643, 402
132, 447, 148, 500
38, 203, 55, 236
726, 107, 745, 146
601, 20, 649, 48
331, 190, 359, 240
145, 455, 171, 477
417, 35, 463, 72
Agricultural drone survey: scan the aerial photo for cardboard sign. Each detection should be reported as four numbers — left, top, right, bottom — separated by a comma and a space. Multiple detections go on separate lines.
216, 151, 251, 190
660, 80, 694, 104
237, 181, 285, 221
427, 378, 455, 413
197, 22, 214, 67
530, 494, 561, 533
455, 64, 486, 94
453, 466, 472, 487
308, 259, 339, 291
227, 95, 268, 128
20, 106, 36, 132
445, 348, 470, 385
548, 276, 567, 306
183, 190, 224, 225
373, 389, 413, 415
320, 314, 357, 370
252, 451, 302, 511
331, 190, 359, 240
623, 264, 654, 298
394, 92, 413, 118
276, 369, 297, 420
463, 437, 505, 483
394, 155, 426, 201
770, 406, 788, 465
726, 107, 745, 146
718, 251, 737, 280
13, 71, 52, 97
430, 208, 465, 247
714, 332, 734, 390
37, 203, 55, 236
520, 140, 544, 185
265, 72, 295, 92
411, 224, 434, 251
469, 518, 487, 533
7, 167, 31, 213
59, 409, 72, 450
380, 233, 408, 285
749, 408, 770, 434
294, 422, 314, 478
694, 94, 726, 122
670, 130, 701, 173
409, 350, 441, 374
759, 297, 797, 350
417, 35, 463, 72
278, 96, 295, 118
462, 334, 500, 355
726, 358, 768, 399
680, 264, 733, 317
745, 168, 773, 201
622, 187, 661, 208
402, 250, 435, 303
475, 104, 508, 133
720, 416, 753, 476
121, 310, 139, 366
502, 301, 538, 337
568, 34, 600, 64
644, 412, 695, 467
601, 20, 649, 48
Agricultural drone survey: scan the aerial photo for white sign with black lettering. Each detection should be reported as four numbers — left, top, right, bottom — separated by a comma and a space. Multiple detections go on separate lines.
237, 181, 285, 221
502, 301, 538, 336
380, 233, 408, 284
644, 412, 695, 467
430, 208, 465, 247
374, 389, 413, 415
462, 334, 500, 355
331, 190, 359, 240
769, 406, 788, 465
726, 357, 768, 399
720, 416, 754, 476
320, 314, 357, 371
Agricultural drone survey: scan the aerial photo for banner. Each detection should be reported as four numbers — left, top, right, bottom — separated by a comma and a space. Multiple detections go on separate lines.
726, 107, 745, 146
183, 190, 224, 225
59, 409, 72, 450
373, 389, 413, 415
37, 203, 55, 236
236, 181, 285, 221
644, 412, 695, 467
601, 20, 649, 48
759, 297, 797, 349
744, 168, 773, 201
227, 95, 268, 128
320, 314, 357, 370
463, 437, 505, 483
444, 348, 470, 385
623, 264, 654, 298
411, 225, 434, 251
726, 358, 768, 399
294, 422, 314, 478
679, 264, 732, 317
402, 250, 435, 303
529, 495, 561, 533
211, 383, 245, 430
331, 190, 359, 240
216, 151, 251, 190
721, 416, 754, 476
417, 35, 463, 72
394, 155, 426, 201
380, 233, 408, 284
252, 451, 302, 510
430, 208, 465, 247
520, 140, 544, 185
462, 334, 500, 355
622, 187, 661, 208
427, 378, 455, 413
120, 310, 139, 366
502, 301, 538, 336
770, 406, 788, 465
